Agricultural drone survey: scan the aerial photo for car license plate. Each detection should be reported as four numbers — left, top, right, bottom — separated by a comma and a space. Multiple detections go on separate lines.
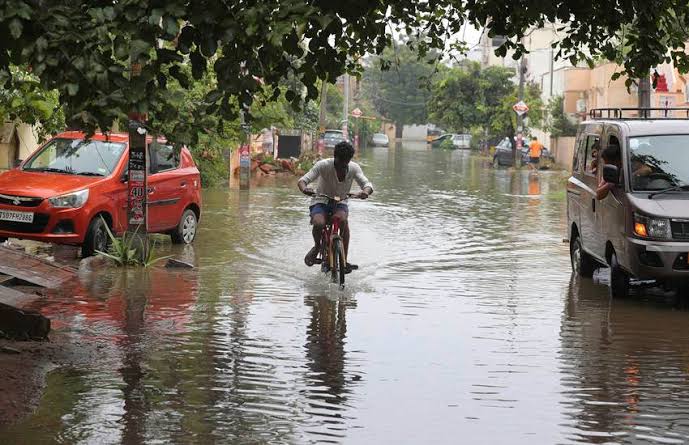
0, 210, 34, 224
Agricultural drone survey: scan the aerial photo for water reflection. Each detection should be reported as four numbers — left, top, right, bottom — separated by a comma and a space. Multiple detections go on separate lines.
120, 272, 147, 445
561, 276, 689, 443
303, 295, 360, 438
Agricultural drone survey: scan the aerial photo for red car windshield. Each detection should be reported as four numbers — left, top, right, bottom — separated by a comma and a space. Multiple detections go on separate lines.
23, 138, 126, 176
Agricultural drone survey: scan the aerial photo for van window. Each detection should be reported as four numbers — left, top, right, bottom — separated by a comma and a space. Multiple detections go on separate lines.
573, 137, 585, 173
584, 135, 601, 176
629, 135, 689, 191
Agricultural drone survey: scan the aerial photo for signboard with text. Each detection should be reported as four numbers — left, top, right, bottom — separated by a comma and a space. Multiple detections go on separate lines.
513, 100, 529, 116
128, 121, 147, 227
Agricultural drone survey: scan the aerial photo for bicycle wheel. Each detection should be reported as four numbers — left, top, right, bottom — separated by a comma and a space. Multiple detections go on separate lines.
331, 238, 346, 286
320, 232, 329, 273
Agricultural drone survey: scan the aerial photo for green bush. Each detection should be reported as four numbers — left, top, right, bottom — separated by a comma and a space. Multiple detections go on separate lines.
96, 217, 170, 267
195, 156, 229, 188
439, 138, 455, 150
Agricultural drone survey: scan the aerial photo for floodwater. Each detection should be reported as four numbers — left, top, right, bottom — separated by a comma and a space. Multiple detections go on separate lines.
4, 143, 689, 444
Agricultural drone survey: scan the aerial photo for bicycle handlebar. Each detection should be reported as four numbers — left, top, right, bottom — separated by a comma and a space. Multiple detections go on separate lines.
313, 193, 364, 200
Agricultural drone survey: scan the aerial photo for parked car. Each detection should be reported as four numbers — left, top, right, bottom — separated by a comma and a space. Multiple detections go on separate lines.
371, 133, 390, 146
520, 146, 554, 166
322, 130, 348, 148
492, 137, 554, 167
0, 131, 202, 257
568, 109, 689, 298
430, 133, 458, 148
453, 133, 472, 149
492, 137, 515, 166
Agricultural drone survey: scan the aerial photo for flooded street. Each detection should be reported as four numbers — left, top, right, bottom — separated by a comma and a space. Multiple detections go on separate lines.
5, 143, 689, 444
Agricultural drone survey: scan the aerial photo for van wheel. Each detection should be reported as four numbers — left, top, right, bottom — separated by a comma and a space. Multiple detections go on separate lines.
82, 217, 110, 258
609, 252, 630, 299
171, 209, 197, 244
571, 236, 596, 278
0, 237, 6, 243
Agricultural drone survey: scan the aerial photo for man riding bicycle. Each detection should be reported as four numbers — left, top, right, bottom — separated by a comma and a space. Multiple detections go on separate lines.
298, 141, 373, 273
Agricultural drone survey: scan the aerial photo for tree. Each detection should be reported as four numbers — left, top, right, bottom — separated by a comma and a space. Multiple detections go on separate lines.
489, 82, 544, 141
0, 65, 64, 142
429, 62, 514, 134
2, 1, 689, 144
0, 1, 465, 144
429, 62, 482, 132
362, 44, 441, 136
324, 83, 344, 129
545, 96, 578, 137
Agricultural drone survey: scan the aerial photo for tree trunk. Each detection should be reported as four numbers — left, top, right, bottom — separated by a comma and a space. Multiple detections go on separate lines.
395, 123, 403, 139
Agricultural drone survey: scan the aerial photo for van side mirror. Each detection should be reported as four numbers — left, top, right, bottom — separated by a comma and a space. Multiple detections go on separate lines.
603, 164, 619, 184
13, 159, 22, 168
120, 172, 129, 183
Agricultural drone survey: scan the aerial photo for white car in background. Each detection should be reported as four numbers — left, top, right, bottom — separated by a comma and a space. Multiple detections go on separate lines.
452, 133, 472, 149
371, 133, 390, 146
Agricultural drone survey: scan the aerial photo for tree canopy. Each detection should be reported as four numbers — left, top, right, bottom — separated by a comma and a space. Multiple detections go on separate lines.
429, 61, 543, 140
361, 44, 441, 128
1, 1, 688, 143
428, 62, 515, 132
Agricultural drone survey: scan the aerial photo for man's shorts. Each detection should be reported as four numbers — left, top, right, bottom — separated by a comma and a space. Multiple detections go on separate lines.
529, 156, 540, 164
309, 202, 348, 221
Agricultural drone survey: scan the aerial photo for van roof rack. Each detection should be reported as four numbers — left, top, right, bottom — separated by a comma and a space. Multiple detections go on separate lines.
589, 108, 689, 120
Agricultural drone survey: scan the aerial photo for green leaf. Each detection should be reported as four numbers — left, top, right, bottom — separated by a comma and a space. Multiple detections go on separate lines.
130, 39, 151, 59
30, 99, 52, 118
200, 35, 218, 58
35, 37, 48, 52
103, 6, 115, 21
9, 18, 22, 39
149, 8, 164, 26
164, 16, 179, 37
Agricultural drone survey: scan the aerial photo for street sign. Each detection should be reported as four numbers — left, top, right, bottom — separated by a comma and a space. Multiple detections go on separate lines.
127, 121, 147, 228
513, 100, 529, 116
351, 107, 363, 118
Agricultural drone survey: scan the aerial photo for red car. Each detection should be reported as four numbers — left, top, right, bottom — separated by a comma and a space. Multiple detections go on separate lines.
0, 131, 202, 257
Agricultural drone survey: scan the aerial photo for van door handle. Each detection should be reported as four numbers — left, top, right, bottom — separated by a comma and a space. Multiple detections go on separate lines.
180, 181, 187, 188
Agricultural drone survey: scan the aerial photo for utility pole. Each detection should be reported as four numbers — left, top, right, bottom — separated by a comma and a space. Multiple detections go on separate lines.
515, 50, 526, 166
549, 47, 554, 97
127, 61, 148, 261
343, 73, 350, 140
238, 109, 251, 190
318, 78, 328, 134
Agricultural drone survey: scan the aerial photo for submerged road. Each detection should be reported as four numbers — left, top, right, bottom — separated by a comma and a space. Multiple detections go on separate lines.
4, 143, 689, 444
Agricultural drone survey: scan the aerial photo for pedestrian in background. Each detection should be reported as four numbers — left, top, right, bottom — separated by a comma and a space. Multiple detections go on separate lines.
527, 136, 544, 170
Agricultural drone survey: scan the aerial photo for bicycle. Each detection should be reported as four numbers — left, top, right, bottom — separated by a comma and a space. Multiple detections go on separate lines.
310, 193, 361, 288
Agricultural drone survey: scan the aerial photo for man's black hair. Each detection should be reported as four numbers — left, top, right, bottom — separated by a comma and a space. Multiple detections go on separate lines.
601, 144, 620, 162
334, 141, 355, 161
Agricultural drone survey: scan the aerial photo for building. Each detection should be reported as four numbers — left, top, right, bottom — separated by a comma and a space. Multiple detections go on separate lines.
0, 123, 40, 171
482, 24, 689, 168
